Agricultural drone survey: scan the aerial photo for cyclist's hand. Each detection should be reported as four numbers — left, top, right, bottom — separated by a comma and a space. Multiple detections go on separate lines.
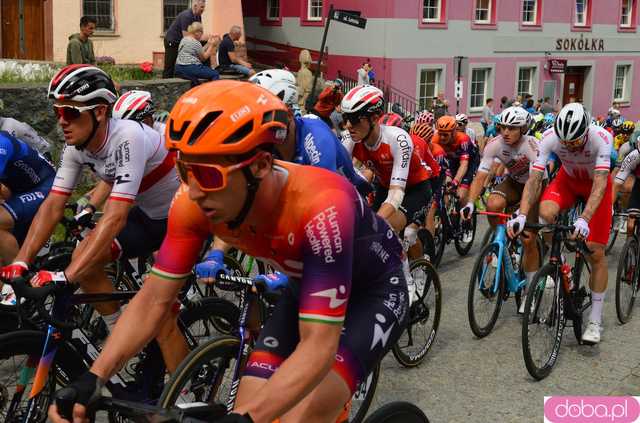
447, 179, 459, 191
0, 261, 28, 281
216, 412, 254, 423
460, 202, 474, 220
74, 208, 94, 228
49, 371, 104, 423
195, 249, 228, 284
30, 271, 67, 288
573, 217, 590, 240
254, 271, 289, 293
507, 214, 527, 238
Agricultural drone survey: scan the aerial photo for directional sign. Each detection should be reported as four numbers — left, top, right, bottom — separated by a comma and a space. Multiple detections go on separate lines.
332, 10, 367, 29
455, 81, 464, 100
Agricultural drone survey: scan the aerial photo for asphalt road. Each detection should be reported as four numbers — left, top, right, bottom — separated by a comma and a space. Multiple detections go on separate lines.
371, 219, 640, 423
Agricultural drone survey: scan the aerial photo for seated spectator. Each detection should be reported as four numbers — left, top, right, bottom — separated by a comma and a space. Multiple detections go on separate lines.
66, 16, 96, 65
217, 25, 255, 76
174, 22, 220, 86
311, 79, 344, 129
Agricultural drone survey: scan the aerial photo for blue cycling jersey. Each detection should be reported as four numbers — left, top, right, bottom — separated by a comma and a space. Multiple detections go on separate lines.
485, 124, 498, 138
0, 131, 55, 193
293, 117, 370, 193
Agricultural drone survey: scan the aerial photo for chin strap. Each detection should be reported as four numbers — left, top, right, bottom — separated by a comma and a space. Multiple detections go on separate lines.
363, 116, 376, 144
227, 166, 262, 230
74, 110, 100, 151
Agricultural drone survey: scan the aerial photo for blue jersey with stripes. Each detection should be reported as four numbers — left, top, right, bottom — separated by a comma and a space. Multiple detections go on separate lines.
0, 131, 55, 193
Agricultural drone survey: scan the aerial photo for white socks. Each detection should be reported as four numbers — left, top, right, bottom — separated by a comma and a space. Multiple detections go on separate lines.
590, 291, 605, 325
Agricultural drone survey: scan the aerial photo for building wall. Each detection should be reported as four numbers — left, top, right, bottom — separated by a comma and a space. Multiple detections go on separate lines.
244, 0, 640, 119
52, 0, 243, 64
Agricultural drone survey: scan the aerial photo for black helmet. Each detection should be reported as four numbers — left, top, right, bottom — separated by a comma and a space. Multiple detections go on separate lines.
48, 64, 118, 104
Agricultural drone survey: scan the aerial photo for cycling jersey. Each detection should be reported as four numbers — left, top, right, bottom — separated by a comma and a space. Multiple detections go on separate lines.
478, 135, 540, 184
0, 117, 51, 154
617, 142, 634, 167
532, 126, 613, 180
0, 131, 55, 193
351, 125, 430, 189
52, 119, 179, 219
614, 134, 628, 151
432, 131, 473, 173
615, 149, 640, 183
293, 117, 369, 192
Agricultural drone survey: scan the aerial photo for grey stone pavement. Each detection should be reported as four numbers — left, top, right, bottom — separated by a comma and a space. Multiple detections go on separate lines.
371, 219, 640, 423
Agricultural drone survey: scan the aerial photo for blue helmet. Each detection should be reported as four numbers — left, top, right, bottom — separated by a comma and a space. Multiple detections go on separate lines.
492, 113, 502, 124
544, 113, 555, 126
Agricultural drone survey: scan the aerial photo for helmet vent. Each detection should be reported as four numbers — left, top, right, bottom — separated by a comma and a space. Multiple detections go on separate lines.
223, 120, 254, 144
188, 111, 222, 145
168, 118, 190, 142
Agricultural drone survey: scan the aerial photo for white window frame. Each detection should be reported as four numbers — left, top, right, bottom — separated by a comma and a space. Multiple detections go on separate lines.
468, 64, 494, 114
522, 0, 538, 25
82, 0, 114, 32
307, 0, 323, 21
474, 0, 491, 24
620, 0, 633, 27
515, 64, 538, 99
613, 62, 633, 103
416, 65, 447, 110
575, 0, 588, 26
422, 0, 442, 23
267, 0, 280, 20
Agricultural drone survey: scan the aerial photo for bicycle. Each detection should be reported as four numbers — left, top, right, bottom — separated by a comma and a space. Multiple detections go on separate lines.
606, 201, 624, 254
158, 273, 378, 423
521, 222, 593, 380
614, 211, 640, 324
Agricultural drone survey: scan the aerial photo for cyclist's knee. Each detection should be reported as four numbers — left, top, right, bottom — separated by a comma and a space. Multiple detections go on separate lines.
538, 202, 558, 224
486, 194, 506, 213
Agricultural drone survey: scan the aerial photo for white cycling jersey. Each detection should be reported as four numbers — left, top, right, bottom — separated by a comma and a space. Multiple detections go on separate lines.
478, 135, 540, 184
152, 121, 166, 138
0, 117, 51, 154
465, 127, 477, 146
615, 149, 640, 183
532, 125, 612, 180
52, 119, 179, 219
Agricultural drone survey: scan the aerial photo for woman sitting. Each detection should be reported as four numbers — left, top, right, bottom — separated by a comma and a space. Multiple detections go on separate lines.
174, 22, 220, 86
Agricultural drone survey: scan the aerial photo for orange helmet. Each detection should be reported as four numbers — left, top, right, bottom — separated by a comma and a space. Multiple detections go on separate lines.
165, 80, 289, 156
410, 123, 434, 142
435, 115, 457, 133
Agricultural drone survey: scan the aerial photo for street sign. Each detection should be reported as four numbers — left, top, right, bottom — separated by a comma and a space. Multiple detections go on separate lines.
455, 81, 463, 100
332, 10, 367, 29
548, 59, 567, 74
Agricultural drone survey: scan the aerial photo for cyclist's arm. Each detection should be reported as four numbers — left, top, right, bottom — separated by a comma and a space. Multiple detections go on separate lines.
453, 159, 468, 184
581, 170, 609, 222
469, 141, 498, 201
14, 120, 50, 153
84, 180, 112, 210
379, 132, 413, 219
519, 169, 545, 217
14, 192, 66, 263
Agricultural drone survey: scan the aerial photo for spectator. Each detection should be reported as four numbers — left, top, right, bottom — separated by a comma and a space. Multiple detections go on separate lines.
525, 98, 536, 114
540, 97, 554, 114
368, 62, 376, 84
312, 79, 344, 129
432, 92, 449, 121
297, 49, 313, 113
174, 23, 220, 86
500, 96, 509, 109
480, 98, 494, 133
66, 16, 96, 65
217, 25, 255, 76
163, 0, 206, 78
357, 62, 370, 85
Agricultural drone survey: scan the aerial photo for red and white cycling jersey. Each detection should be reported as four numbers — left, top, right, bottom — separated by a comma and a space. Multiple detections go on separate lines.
52, 119, 179, 219
351, 125, 430, 189
532, 125, 612, 180
479, 135, 540, 184
615, 149, 640, 183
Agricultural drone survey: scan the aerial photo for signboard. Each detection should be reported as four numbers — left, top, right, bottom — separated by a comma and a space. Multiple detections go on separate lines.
455, 81, 464, 100
332, 10, 367, 29
548, 59, 567, 74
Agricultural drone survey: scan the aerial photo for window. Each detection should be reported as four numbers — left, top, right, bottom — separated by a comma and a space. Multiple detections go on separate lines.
470, 68, 490, 110
422, 0, 441, 22
419, 69, 441, 110
267, 0, 280, 20
621, 0, 633, 27
83, 0, 113, 31
614, 64, 631, 101
517, 67, 536, 98
522, 0, 538, 24
163, 0, 189, 32
575, 0, 588, 26
307, 0, 323, 20
474, 0, 491, 23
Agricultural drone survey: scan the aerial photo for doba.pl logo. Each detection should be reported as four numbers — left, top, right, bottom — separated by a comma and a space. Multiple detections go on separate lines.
544, 397, 640, 422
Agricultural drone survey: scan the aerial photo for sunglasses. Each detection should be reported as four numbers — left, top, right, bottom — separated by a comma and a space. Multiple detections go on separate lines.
343, 113, 366, 126
176, 153, 262, 192
53, 104, 102, 121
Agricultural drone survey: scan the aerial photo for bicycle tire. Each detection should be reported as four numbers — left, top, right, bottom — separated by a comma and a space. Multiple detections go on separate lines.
606, 224, 619, 255
362, 402, 429, 423
467, 243, 504, 338
349, 364, 380, 423
570, 255, 592, 344
616, 236, 638, 324
179, 297, 240, 345
521, 264, 565, 380
392, 259, 441, 367
454, 212, 476, 256
432, 208, 446, 268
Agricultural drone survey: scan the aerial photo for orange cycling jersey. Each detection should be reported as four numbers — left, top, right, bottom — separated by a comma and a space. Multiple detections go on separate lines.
432, 131, 472, 172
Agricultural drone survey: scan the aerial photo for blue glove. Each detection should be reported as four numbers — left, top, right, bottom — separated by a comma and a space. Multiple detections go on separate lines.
254, 271, 289, 293
195, 249, 228, 280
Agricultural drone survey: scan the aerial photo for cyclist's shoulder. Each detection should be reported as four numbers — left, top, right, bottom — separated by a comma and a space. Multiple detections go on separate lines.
167, 184, 209, 230
380, 123, 410, 142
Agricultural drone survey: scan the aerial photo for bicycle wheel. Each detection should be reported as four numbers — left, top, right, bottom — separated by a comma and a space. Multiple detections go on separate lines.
467, 243, 504, 338
363, 402, 429, 423
521, 264, 565, 380
571, 256, 592, 344
454, 212, 476, 256
349, 364, 380, 423
179, 297, 240, 346
432, 208, 446, 268
392, 259, 441, 367
615, 237, 639, 324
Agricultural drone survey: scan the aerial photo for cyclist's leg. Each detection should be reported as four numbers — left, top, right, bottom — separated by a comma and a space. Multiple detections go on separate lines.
621, 175, 635, 209
625, 177, 640, 237
399, 180, 431, 259
0, 207, 17, 265
485, 177, 511, 227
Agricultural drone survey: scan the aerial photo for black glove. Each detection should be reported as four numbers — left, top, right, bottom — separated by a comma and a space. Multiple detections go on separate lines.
216, 413, 254, 423
54, 371, 104, 420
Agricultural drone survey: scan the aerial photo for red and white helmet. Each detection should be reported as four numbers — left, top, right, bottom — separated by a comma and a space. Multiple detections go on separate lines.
113, 90, 155, 122
415, 110, 434, 126
341, 85, 384, 115
48, 64, 118, 104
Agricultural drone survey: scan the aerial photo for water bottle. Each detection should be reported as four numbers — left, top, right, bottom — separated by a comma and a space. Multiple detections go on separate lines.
511, 251, 521, 273
561, 262, 574, 292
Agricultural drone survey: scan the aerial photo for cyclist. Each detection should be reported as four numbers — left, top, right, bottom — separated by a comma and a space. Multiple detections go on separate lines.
456, 113, 476, 146
48, 80, 409, 423
460, 107, 543, 313
379, 112, 404, 128
1, 65, 184, 357
415, 110, 435, 127
0, 116, 52, 158
613, 139, 640, 238
509, 103, 613, 344
112, 89, 165, 135
614, 120, 635, 151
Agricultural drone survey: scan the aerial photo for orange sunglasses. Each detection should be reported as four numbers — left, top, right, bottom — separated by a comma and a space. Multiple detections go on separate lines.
176, 153, 263, 192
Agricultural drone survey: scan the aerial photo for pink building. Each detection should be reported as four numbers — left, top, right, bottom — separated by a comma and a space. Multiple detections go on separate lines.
243, 0, 640, 119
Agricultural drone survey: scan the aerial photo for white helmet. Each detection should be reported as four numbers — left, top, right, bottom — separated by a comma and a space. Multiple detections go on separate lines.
455, 113, 469, 125
249, 69, 298, 107
608, 107, 621, 119
341, 85, 384, 115
554, 102, 591, 141
113, 90, 155, 121
500, 106, 531, 127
